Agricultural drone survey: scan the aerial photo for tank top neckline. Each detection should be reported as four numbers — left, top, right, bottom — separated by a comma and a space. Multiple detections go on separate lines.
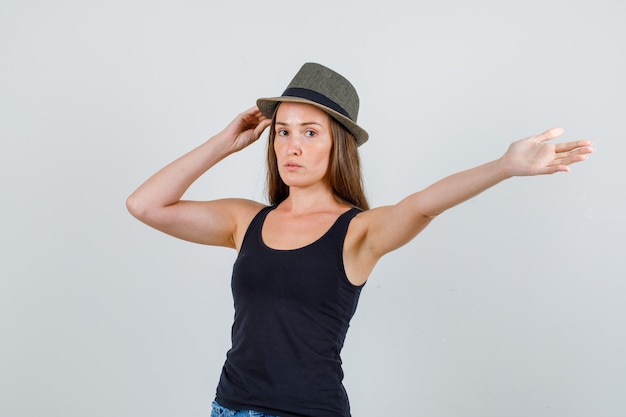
257, 205, 359, 253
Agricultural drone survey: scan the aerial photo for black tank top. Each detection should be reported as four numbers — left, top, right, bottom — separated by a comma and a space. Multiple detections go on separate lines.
216, 205, 364, 417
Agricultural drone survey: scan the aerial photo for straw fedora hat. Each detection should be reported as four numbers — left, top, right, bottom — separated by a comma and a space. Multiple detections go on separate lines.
257, 62, 369, 146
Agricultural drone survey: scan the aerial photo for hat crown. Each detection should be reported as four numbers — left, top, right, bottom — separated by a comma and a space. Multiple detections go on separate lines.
284, 63, 360, 122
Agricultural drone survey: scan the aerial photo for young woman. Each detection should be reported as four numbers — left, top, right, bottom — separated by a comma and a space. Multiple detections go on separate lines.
126, 63, 594, 417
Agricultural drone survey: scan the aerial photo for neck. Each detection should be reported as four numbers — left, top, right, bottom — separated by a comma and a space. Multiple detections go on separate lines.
279, 184, 345, 215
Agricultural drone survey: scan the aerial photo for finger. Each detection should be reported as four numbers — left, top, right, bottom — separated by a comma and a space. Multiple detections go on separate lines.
239, 106, 258, 119
553, 147, 595, 167
554, 140, 594, 153
239, 108, 268, 129
241, 106, 266, 123
551, 153, 590, 167
536, 127, 565, 143
254, 118, 272, 138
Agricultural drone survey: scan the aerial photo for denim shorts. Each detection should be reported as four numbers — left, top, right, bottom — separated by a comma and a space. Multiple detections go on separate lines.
211, 400, 280, 417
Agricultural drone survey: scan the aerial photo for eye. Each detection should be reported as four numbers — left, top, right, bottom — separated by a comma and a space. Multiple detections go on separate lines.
277, 129, 288, 136
304, 130, 317, 138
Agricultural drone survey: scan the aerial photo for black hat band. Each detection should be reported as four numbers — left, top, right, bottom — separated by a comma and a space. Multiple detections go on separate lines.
282, 87, 351, 120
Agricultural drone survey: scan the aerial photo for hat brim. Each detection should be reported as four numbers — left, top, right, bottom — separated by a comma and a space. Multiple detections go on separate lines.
256, 96, 369, 146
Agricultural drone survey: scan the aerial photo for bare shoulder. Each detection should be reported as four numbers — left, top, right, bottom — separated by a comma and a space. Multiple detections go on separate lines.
344, 203, 429, 285
211, 198, 266, 250
345, 205, 396, 252
347, 200, 433, 263
218, 197, 266, 217
347, 205, 392, 235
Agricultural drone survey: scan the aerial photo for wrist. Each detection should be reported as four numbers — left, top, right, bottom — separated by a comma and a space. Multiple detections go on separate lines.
494, 155, 515, 180
208, 131, 241, 156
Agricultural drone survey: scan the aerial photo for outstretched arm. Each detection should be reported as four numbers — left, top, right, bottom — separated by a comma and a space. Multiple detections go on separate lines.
126, 106, 272, 248
359, 128, 595, 258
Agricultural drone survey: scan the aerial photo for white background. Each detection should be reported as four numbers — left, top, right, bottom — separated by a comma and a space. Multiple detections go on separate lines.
2, 1, 625, 416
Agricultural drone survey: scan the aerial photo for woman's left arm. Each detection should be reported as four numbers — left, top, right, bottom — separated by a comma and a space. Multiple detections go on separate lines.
359, 128, 595, 258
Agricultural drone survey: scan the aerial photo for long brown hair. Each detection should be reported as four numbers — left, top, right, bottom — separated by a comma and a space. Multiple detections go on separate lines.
266, 111, 369, 210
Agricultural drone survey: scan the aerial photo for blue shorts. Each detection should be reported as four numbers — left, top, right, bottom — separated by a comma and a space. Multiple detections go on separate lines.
211, 401, 280, 417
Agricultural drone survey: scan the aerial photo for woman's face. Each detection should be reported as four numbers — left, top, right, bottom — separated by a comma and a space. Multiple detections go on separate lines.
273, 102, 333, 189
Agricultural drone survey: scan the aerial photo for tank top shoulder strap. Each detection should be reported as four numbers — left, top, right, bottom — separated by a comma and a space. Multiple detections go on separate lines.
324, 207, 362, 241
240, 205, 275, 248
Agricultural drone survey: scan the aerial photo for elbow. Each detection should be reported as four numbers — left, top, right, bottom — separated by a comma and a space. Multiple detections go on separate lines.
126, 193, 173, 227
126, 192, 149, 221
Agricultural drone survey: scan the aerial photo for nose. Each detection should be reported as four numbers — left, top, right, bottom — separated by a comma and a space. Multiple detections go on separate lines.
286, 136, 302, 156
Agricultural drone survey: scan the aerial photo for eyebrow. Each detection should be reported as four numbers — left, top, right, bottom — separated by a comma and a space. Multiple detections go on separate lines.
275, 121, 323, 127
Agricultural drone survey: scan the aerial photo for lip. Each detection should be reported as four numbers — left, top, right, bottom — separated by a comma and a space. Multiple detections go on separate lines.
284, 162, 302, 172
283, 159, 302, 171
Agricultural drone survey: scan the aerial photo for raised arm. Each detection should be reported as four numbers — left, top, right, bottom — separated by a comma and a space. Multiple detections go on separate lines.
126, 106, 272, 248
357, 128, 595, 259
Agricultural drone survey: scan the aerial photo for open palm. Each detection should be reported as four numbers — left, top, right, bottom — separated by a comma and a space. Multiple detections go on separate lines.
502, 128, 594, 176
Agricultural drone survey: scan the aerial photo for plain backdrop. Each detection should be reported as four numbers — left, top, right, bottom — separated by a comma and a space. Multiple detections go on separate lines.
1, 1, 624, 416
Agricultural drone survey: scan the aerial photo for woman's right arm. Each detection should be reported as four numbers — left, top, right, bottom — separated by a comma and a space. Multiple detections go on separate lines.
125, 106, 272, 248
